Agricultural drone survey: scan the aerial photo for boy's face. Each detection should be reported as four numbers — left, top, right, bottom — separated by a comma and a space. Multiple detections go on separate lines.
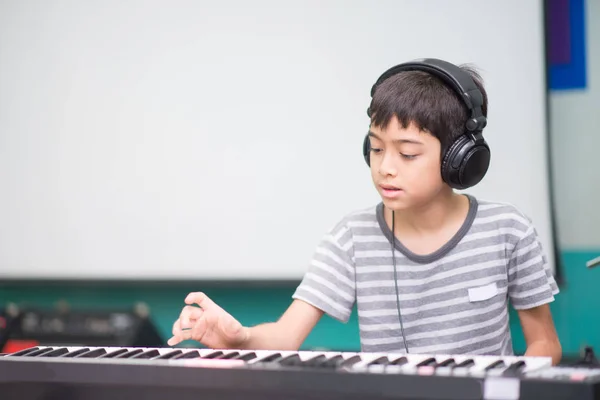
368, 116, 446, 211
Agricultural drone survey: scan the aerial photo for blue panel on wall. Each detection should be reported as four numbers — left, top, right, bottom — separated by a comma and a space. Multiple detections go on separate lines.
547, 0, 587, 90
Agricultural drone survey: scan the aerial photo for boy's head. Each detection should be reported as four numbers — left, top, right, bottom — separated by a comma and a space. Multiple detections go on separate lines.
364, 58, 489, 211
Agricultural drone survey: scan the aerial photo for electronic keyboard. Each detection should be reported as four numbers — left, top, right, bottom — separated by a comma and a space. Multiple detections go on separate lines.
1, 345, 599, 400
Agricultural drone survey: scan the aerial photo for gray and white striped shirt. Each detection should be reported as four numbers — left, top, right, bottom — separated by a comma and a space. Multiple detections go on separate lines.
292, 195, 559, 355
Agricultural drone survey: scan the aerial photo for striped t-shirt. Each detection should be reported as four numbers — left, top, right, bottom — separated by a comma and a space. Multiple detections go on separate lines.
292, 194, 559, 355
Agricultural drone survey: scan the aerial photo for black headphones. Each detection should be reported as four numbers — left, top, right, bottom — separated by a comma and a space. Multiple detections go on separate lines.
362, 58, 491, 190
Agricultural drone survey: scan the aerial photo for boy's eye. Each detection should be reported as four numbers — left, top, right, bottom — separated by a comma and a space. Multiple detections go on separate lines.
401, 153, 417, 160
370, 147, 382, 153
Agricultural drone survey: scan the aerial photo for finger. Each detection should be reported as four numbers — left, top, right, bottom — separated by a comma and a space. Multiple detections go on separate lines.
172, 318, 181, 337
171, 314, 198, 342
191, 314, 209, 343
180, 306, 203, 329
167, 336, 181, 346
185, 292, 217, 310
167, 329, 193, 346
170, 318, 190, 346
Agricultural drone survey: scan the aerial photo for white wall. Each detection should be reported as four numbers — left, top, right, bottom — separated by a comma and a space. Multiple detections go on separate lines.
550, 0, 600, 250
0, 0, 555, 280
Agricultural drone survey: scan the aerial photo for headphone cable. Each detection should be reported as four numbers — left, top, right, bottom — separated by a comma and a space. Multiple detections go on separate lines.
391, 210, 409, 354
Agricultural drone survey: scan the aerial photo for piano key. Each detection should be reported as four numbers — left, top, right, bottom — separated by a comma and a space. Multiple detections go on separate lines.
26, 347, 55, 357
76, 348, 108, 358
453, 359, 474, 368
202, 351, 224, 359
99, 348, 129, 359
302, 354, 327, 367
40, 348, 70, 357
8, 347, 40, 356
278, 354, 302, 366
62, 348, 91, 358
255, 353, 282, 363
390, 356, 408, 366
427, 358, 457, 376
173, 350, 200, 360
220, 352, 241, 359
436, 358, 456, 368
320, 355, 344, 368
484, 360, 505, 371
368, 356, 390, 366
340, 355, 362, 368
115, 349, 144, 359
232, 352, 257, 361
152, 350, 183, 360
503, 360, 527, 376
416, 357, 437, 367
130, 349, 160, 359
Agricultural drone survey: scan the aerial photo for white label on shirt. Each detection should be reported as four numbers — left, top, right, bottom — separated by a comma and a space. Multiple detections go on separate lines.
468, 282, 498, 302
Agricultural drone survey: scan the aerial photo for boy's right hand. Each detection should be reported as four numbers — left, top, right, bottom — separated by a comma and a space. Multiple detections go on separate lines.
167, 292, 249, 349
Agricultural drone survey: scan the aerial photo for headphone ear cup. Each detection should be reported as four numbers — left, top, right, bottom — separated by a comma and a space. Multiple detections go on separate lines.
362, 134, 371, 166
441, 134, 491, 189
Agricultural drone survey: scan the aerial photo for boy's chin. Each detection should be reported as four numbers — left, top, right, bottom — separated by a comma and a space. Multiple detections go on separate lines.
380, 197, 412, 211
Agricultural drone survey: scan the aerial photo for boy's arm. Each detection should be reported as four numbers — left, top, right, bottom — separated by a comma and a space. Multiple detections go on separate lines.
507, 221, 561, 365
168, 294, 322, 350
242, 299, 324, 350
245, 220, 357, 350
517, 304, 562, 365
169, 221, 355, 350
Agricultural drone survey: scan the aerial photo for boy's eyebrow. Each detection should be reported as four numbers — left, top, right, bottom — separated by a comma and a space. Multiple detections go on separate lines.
367, 131, 423, 145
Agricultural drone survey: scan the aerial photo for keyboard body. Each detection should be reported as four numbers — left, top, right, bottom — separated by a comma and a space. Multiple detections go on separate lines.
1, 346, 600, 400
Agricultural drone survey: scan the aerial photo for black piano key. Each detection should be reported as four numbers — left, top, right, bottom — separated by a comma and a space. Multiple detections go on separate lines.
453, 359, 475, 368
26, 348, 55, 357
256, 353, 282, 363
368, 356, 390, 366
302, 354, 327, 367
98, 349, 129, 359
62, 348, 91, 358
390, 356, 408, 366
220, 352, 241, 359
173, 350, 200, 360
340, 355, 362, 368
76, 348, 108, 359
416, 357, 437, 367
436, 358, 456, 368
484, 360, 506, 370
115, 349, 144, 359
232, 352, 256, 361
279, 354, 302, 366
130, 349, 160, 359
320, 355, 344, 368
9, 347, 40, 356
153, 350, 183, 360
41, 348, 70, 357
202, 351, 224, 359
502, 360, 526, 376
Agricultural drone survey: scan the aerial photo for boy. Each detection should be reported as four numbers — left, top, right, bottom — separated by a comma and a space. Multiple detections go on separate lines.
167, 58, 562, 365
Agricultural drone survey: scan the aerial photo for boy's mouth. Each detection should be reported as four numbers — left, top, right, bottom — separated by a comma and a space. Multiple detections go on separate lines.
379, 184, 403, 198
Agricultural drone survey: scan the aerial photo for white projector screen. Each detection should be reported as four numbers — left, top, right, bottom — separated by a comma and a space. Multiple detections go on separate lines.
0, 0, 555, 280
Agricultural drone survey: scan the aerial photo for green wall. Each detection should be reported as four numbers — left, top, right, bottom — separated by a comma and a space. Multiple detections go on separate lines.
1, 250, 598, 356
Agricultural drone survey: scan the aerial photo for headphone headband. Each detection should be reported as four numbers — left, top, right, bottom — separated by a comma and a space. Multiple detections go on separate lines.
370, 58, 487, 132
